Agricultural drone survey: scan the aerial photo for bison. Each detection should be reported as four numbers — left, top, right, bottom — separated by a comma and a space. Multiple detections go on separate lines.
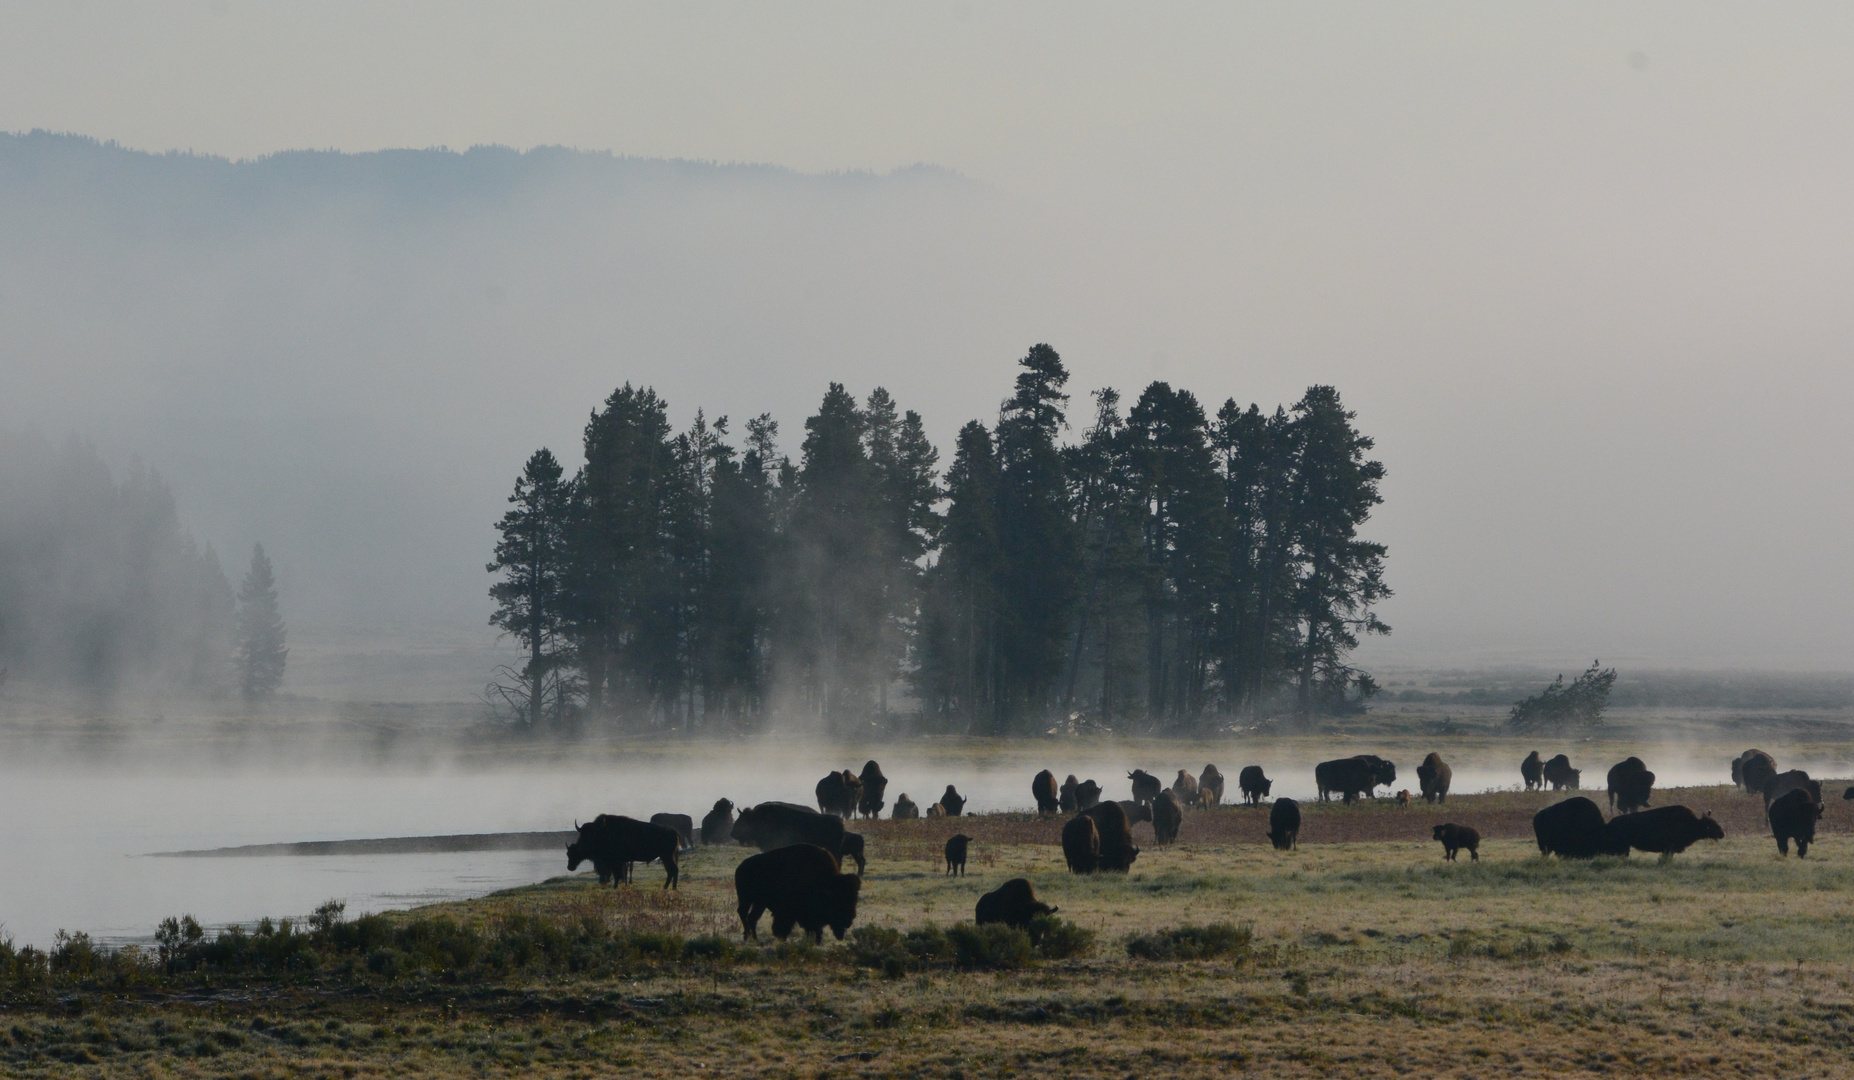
1604, 805, 1723, 856
733, 844, 860, 942
1520, 751, 1543, 791
1268, 797, 1300, 850
938, 785, 967, 817
1533, 796, 1625, 859
568, 815, 681, 890
1432, 823, 1479, 862
1542, 754, 1581, 791
1151, 790, 1183, 846
1032, 770, 1061, 815
700, 799, 735, 845
649, 812, 695, 850
1417, 753, 1452, 804
1075, 779, 1103, 810
1080, 800, 1139, 871
1769, 788, 1823, 858
892, 794, 920, 820
1171, 769, 1200, 808
1116, 799, 1153, 824
1198, 764, 1225, 807
1735, 749, 1777, 794
1238, 765, 1272, 806
975, 878, 1056, 931
1059, 774, 1080, 813
1315, 755, 1396, 803
858, 760, 889, 819
944, 833, 971, 876
1128, 769, 1163, 806
731, 802, 848, 861
1606, 757, 1655, 814
1061, 813, 1101, 873
926, 802, 946, 817
815, 770, 863, 818
1761, 769, 1821, 810
839, 831, 867, 876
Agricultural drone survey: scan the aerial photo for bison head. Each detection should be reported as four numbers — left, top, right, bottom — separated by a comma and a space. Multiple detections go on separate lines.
1373, 760, 1398, 787
1698, 812, 1725, 841
566, 840, 587, 872
827, 875, 863, 940
1258, 776, 1273, 796
712, 798, 734, 814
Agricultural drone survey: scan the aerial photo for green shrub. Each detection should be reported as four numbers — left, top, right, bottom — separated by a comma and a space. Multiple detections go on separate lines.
1030, 916, 1094, 960
1126, 923, 1252, 961
681, 935, 737, 963
948, 923, 1033, 971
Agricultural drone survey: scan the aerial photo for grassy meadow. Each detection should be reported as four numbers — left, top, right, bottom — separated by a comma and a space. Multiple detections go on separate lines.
8, 777, 1854, 1079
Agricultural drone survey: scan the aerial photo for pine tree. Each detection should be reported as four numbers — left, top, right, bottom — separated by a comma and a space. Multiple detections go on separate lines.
235, 543, 288, 702
487, 449, 574, 728
918, 421, 1001, 727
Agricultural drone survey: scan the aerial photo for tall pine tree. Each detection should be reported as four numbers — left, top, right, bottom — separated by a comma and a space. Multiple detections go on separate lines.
487, 449, 575, 728
235, 543, 288, 702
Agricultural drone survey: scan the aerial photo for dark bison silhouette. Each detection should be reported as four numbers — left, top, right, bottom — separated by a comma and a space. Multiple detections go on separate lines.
938, 785, 968, 817
815, 770, 863, 818
1075, 779, 1103, 810
975, 878, 1056, 931
1062, 813, 1101, 873
858, 760, 889, 819
1268, 797, 1301, 850
1116, 799, 1153, 824
568, 815, 681, 890
1432, 823, 1479, 862
839, 831, 867, 876
1151, 790, 1183, 846
1520, 751, 1544, 791
1734, 749, 1777, 794
944, 834, 971, 876
1032, 770, 1061, 815
1059, 774, 1081, 813
1417, 753, 1452, 804
1128, 769, 1163, 806
734, 844, 861, 942
1768, 788, 1823, 858
1171, 769, 1200, 808
892, 794, 919, 819
732, 801, 849, 862
700, 799, 735, 845
1760, 769, 1820, 810
1198, 764, 1225, 807
1238, 765, 1272, 806
649, 812, 695, 850
1315, 755, 1396, 803
1533, 796, 1625, 859
1604, 805, 1723, 856
1080, 800, 1140, 871
1606, 757, 1655, 814
1542, 754, 1581, 791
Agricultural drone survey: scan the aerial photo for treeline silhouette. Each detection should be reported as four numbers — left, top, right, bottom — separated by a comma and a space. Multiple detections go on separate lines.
489, 345, 1389, 735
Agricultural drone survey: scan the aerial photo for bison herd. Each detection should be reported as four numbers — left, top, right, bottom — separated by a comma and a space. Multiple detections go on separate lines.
566, 747, 1846, 946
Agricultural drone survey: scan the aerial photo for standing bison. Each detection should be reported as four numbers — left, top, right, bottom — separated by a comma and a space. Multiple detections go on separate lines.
568, 815, 681, 890
1417, 753, 1452, 804
649, 812, 695, 850
815, 770, 863, 818
1315, 755, 1396, 803
1170, 770, 1201, 808
734, 844, 861, 942
1432, 823, 1479, 862
1268, 797, 1301, 850
1151, 791, 1183, 846
1059, 775, 1081, 813
944, 834, 971, 876
1032, 770, 1062, 815
732, 802, 849, 861
938, 785, 967, 817
1198, 764, 1225, 807
975, 878, 1056, 931
1533, 796, 1625, 859
1061, 814, 1101, 873
1768, 788, 1822, 858
1542, 754, 1581, 791
1520, 751, 1544, 792
1128, 769, 1163, 806
858, 760, 889, 819
1075, 779, 1103, 810
1238, 765, 1272, 806
1760, 769, 1820, 810
700, 799, 735, 845
1605, 805, 1723, 856
1080, 800, 1140, 871
1734, 749, 1777, 794
1606, 757, 1655, 814
891, 794, 920, 820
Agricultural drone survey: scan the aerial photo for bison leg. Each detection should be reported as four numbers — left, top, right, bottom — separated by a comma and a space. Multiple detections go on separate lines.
662, 853, 679, 890
1467, 846, 1478, 861
1798, 838, 1810, 858
739, 903, 764, 940
1776, 835, 1790, 856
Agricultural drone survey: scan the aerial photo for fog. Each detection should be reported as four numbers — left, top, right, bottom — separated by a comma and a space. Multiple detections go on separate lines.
3, 5, 1854, 691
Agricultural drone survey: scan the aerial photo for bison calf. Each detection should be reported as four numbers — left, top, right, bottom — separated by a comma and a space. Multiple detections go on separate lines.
944, 833, 971, 876
1268, 797, 1300, 851
1768, 788, 1822, 858
1432, 823, 1480, 862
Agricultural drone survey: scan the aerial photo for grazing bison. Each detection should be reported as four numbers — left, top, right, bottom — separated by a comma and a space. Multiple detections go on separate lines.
1542, 754, 1581, 791
1432, 823, 1480, 862
1761, 769, 1821, 810
1116, 799, 1153, 824
1198, 764, 1225, 807
858, 760, 889, 819
568, 815, 681, 890
815, 770, 863, 818
1238, 765, 1272, 806
975, 878, 1056, 931
1521, 751, 1544, 791
1171, 769, 1201, 808
731, 802, 848, 861
1075, 779, 1103, 810
1735, 749, 1777, 794
1417, 753, 1452, 804
944, 834, 971, 876
734, 844, 861, 942
1606, 757, 1655, 813
938, 785, 967, 817
1769, 788, 1823, 858
1605, 805, 1723, 856
1128, 769, 1163, 806
1062, 814, 1101, 873
839, 831, 867, 876
1032, 770, 1061, 815
1533, 796, 1624, 859
1268, 797, 1301, 850
1059, 774, 1081, 813
1151, 791, 1183, 846
892, 794, 920, 820
1080, 800, 1140, 871
700, 799, 735, 845
649, 812, 695, 850
1315, 755, 1396, 803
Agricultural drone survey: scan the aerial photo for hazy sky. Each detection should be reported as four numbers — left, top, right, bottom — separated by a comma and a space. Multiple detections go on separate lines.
3, 4, 1852, 674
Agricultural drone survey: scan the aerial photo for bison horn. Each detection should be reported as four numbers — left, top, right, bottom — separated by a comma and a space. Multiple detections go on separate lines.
573, 819, 580, 830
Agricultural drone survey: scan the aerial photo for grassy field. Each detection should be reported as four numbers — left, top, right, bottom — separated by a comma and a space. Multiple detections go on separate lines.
7, 782, 1854, 1078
